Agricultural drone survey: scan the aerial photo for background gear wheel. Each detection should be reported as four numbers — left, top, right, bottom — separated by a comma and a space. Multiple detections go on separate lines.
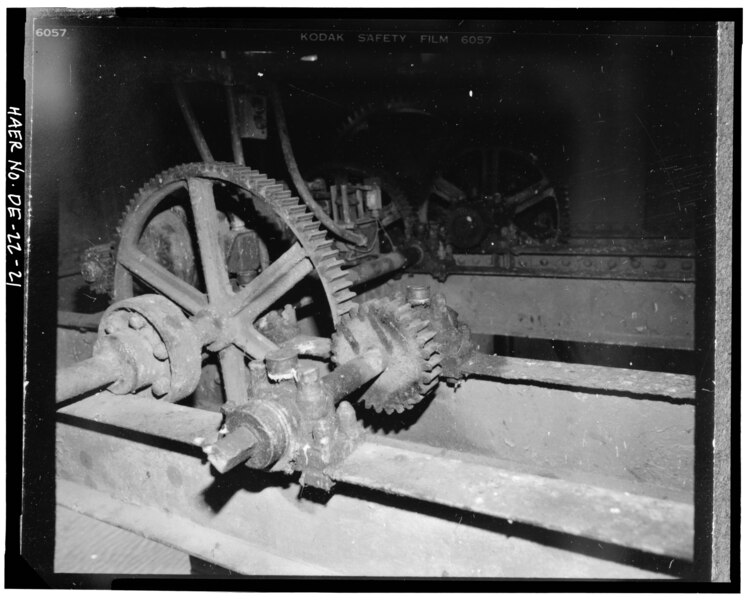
336, 98, 438, 143
331, 296, 442, 414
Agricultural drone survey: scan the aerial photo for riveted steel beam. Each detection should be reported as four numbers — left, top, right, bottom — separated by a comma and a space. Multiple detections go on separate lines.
365, 274, 694, 350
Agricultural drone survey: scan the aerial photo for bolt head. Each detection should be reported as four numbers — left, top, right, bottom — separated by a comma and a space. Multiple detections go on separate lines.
129, 313, 147, 330
152, 377, 170, 398
81, 262, 103, 283
153, 342, 169, 361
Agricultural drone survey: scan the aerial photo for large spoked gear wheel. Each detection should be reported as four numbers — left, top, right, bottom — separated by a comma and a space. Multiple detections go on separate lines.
107, 162, 358, 410
331, 297, 442, 414
112, 162, 356, 326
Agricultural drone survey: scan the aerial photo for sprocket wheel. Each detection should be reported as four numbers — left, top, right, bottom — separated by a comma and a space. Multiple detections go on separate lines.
331, 296, 442, 414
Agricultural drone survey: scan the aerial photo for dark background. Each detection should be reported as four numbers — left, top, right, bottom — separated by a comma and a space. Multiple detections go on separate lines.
29, 15, 718, 289
15, 10, 733, 589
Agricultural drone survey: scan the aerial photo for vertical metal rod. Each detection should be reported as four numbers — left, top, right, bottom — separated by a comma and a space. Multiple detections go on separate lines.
356, 189, 365, 218
174, 82, 214, 163
341, 184, 352, 227
225, 85, 245, 166
330, 184, 339, 223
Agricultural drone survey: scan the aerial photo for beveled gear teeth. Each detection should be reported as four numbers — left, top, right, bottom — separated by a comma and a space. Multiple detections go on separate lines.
407, 319, 430, 333
416, 329, 437, 346
419, 379, 439, 395
424, 355, 442, 371
331, 296, 442, 415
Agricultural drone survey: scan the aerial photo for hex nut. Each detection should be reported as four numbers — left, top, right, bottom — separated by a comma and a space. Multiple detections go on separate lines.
152, 342, 169, 361
129, 313, 147, 330
152, 377, 171, 397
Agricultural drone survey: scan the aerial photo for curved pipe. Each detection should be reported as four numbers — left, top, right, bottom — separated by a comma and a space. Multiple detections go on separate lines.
269, 85, 367, 247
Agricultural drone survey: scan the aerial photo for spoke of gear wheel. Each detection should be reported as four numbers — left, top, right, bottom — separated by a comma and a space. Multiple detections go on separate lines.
330, 297, 442, 414
112, 162, 357, 326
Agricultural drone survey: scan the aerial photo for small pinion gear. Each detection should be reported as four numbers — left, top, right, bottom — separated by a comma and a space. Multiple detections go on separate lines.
331, 296, 442, 414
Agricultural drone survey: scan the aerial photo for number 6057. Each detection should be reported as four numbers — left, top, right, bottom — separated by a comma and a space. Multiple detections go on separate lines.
35, 28, 67, 37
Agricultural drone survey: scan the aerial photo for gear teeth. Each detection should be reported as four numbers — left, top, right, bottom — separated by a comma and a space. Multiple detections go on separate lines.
336, 301, 356, 316
263, 184, 284, 196
322, 258, 345, 271
418, 379, 439, 395
407, 319, 429, 333
424, 355, 442, 371
324, 267, 348, 281
421, 366, 441, 384
331, 296, 443, 415
331, 278, 353, 292
334, 289, 356, 304
416, 329, 437, 346
111, 162, 355, 325
295, 213, 314, 224
316, 249, 339, 261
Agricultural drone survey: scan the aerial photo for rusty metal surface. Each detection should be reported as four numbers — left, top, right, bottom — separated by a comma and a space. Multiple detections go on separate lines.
331, 297, 442, 414
58, 311, 104, 331
57, 481, 332, 576
56, 419, 677, 577
367, 274, 694, 350
174, 82, 214, 162
58, 393, 223, 446
56, 504, 190, 574
446, 237, 696, 282
460, 353, 695, 401
58, 391, 692, 564
393, 379, 694, 496
56, 354, 122, 403
346, 252, 407, 285
329, 438, 693, 560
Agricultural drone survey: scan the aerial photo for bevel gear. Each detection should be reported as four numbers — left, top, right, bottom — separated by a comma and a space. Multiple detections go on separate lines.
112, 162, 356, 326
330, 296, 442, 414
